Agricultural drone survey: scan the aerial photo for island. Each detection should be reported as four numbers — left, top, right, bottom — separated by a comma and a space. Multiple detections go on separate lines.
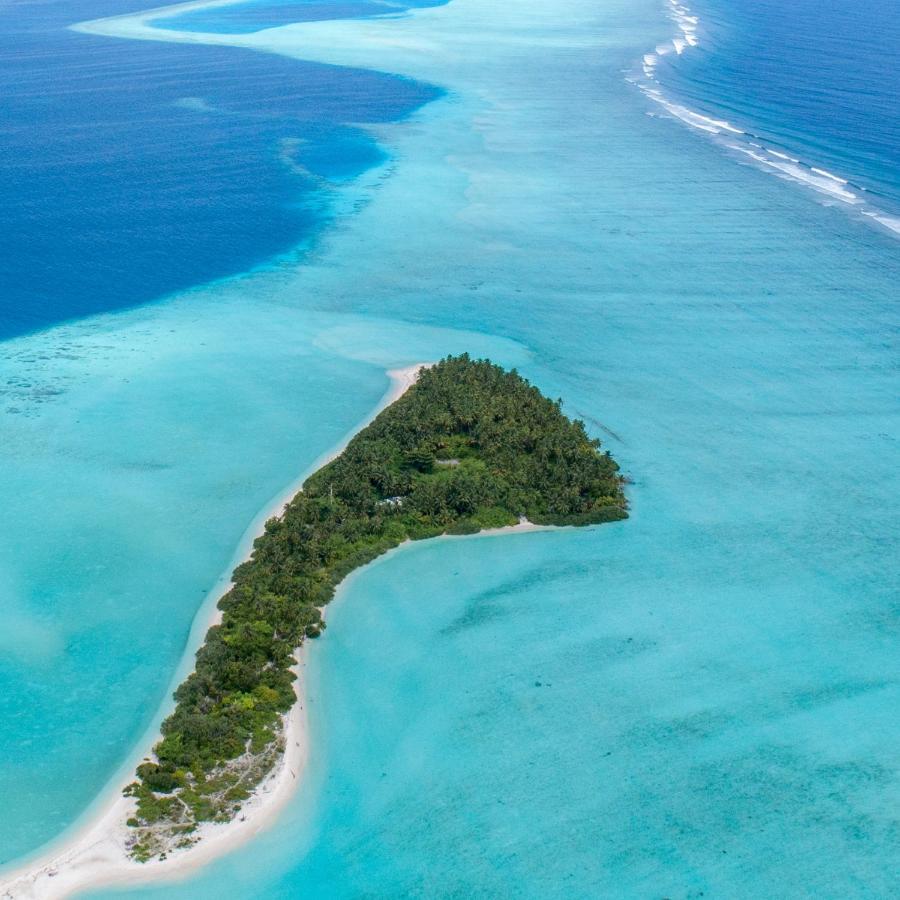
124, 354, 627, 861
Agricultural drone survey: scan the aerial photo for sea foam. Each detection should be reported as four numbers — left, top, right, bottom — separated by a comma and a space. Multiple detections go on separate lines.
629, 0, 899, 238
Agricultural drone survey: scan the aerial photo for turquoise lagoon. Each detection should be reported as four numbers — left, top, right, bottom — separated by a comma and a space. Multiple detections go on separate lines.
1, 0, 898, 895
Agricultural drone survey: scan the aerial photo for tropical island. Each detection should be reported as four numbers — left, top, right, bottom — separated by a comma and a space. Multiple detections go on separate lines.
124, 355, 627, 862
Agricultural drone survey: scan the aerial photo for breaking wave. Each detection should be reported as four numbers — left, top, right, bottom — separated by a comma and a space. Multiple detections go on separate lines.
630, 0, 900, 238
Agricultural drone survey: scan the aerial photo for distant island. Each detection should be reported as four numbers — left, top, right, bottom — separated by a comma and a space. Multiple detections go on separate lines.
124, 355, 627, 861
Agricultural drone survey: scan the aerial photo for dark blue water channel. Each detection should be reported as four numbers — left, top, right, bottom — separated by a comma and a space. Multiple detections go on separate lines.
156, 0, 448, 33
0, 0, 440, 341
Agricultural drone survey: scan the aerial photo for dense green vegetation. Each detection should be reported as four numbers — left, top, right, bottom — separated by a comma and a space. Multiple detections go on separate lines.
124, 355, 627, 859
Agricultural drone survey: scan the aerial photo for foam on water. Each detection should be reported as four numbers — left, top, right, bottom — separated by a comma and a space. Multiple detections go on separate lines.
630, 0, 900, 237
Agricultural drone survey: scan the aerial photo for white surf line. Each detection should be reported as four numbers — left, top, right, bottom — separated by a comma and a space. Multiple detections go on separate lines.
631, 0, 900, 238
0, 363, 430, 900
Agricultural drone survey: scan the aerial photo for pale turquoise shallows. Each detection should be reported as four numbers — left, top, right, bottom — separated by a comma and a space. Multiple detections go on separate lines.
3, 0, 899, 895
0, 297, 525, 864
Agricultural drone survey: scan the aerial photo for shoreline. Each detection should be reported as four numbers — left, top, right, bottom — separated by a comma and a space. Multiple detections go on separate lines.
0, 362, 429, 900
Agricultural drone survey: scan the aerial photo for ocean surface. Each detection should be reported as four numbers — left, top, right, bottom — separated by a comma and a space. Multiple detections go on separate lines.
155, 0, 448, 33
0, 0, 438, 340
638, 0, 900, 234
0, 0, 898, 896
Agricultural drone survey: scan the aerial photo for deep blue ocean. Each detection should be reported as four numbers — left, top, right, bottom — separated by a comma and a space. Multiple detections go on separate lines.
155, 0, 448, 32
0, 0, 438, 340
0, 0, 897, 895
